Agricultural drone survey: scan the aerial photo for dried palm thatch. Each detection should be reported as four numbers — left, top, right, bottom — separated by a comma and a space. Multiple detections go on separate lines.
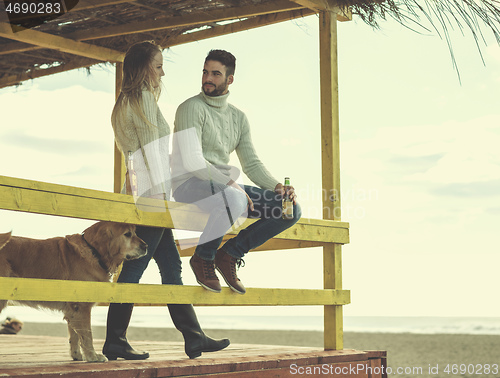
346, 0, 499, 36
342, 0, 500, 76
0, 0, 499, 88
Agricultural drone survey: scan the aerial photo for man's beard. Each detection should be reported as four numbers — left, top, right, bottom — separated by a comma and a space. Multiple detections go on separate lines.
202, 81, 228, 97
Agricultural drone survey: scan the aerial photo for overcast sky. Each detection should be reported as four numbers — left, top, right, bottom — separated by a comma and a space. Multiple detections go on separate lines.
1, 14, 499, 318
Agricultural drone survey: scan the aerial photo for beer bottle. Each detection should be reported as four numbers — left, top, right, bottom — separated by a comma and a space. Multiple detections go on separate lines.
282, 177, 294, 220
126, 151, 138, 197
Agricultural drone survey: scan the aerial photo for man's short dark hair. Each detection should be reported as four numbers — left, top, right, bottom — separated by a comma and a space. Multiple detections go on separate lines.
205, 49, 236, 76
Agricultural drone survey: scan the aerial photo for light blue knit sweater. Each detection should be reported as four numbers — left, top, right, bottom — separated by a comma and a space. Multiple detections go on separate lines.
171, 91, 279, 193
112, 90, 171, 199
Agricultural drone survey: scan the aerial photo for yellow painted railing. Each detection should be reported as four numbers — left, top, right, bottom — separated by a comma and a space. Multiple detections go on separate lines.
0, 277, 350, 306
0, 174, 350, 349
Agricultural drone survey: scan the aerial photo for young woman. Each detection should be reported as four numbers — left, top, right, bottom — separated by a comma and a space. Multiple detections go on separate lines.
104, 40, 229, 360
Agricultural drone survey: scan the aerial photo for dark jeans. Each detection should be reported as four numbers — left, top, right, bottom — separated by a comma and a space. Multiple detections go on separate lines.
117, 226, 182, 285
173, 177, 302, 260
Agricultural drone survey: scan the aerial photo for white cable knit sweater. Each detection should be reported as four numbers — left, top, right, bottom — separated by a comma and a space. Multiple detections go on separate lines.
171, 91, 279, 194
112, 90, 171, 199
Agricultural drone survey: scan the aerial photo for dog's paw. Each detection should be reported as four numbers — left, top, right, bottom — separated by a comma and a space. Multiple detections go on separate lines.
71, 349, 83, 361
84, 353, 108, 363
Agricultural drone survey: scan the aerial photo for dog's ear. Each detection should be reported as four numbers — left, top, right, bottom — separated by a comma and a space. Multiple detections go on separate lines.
0, 231, 12, 250
82, 222, 113, 252
65, 234, 87, 256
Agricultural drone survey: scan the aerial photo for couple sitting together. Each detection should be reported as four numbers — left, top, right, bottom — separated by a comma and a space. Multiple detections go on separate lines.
104, 41, 301, 361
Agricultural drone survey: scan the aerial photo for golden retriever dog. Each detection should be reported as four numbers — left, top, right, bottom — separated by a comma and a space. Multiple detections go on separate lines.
0, 221, 147, 362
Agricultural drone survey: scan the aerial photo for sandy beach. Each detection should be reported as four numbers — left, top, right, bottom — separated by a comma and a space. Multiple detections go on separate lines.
12, 322, 500, 377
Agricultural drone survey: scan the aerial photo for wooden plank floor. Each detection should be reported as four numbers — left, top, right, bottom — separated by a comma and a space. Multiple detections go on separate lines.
0, 335, 386, 377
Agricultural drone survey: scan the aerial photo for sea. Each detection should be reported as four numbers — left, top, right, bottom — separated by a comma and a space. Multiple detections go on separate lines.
3, 306, 500, 335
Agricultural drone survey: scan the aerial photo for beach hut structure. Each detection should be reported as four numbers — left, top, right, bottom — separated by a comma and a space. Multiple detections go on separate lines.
0, 0, 498, 376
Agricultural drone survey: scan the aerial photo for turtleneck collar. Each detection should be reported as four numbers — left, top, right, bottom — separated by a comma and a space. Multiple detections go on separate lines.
200, 91, 230, 109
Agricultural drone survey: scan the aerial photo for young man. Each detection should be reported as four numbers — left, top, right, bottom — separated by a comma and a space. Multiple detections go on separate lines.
172, 49, 301, 295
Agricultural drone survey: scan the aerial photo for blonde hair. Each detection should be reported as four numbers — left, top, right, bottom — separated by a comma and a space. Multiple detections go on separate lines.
112, 41, 162, 129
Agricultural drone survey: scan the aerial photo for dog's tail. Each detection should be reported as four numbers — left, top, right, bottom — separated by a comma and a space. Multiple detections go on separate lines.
0, 231, 12, 250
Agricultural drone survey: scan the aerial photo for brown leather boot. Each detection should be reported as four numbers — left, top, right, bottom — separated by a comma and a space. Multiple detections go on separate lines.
190, 253, 221, 293
214, 249, 246, 294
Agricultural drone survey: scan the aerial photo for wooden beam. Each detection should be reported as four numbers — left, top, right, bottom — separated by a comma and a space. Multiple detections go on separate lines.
0, 60, 98, 89
0, 0, 135, 56
113, 63, 125, 194
319, 9, 343, 351
112, 63, 124, 283
166, 8, 316, 48
0, 0, 133, 24
319, 12, 341, 222
324, 243, 343, 348
0, 175, 350, 244
0, 41, 37, 56
0, 277, 351, 306
0, 23, 124, 62
176, 235, 326, 257
337, 7, 352, 22
292, 0, 331, 11
73, 0, 135, 11
131, 0, 174, 14
67, 0, 304, 41
291, 0, 351, 20
0, 2, 314, 58
0, 1, 147, 56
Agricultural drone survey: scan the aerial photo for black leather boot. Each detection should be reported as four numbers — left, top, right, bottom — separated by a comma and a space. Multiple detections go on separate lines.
102, 303, 149, 360
168, 304, 230, 359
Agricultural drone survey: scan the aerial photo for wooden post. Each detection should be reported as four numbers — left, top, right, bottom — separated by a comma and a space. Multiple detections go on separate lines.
113, 62, 124, 194
319, 9, 343, 350
111, 62, 125, 284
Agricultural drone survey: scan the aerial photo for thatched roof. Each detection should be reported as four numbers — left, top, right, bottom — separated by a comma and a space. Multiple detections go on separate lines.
0, 0, 317, 89
0, 0, 499, 89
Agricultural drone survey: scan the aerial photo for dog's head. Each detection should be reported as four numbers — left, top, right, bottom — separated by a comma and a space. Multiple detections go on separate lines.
80, 222, 148, 270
